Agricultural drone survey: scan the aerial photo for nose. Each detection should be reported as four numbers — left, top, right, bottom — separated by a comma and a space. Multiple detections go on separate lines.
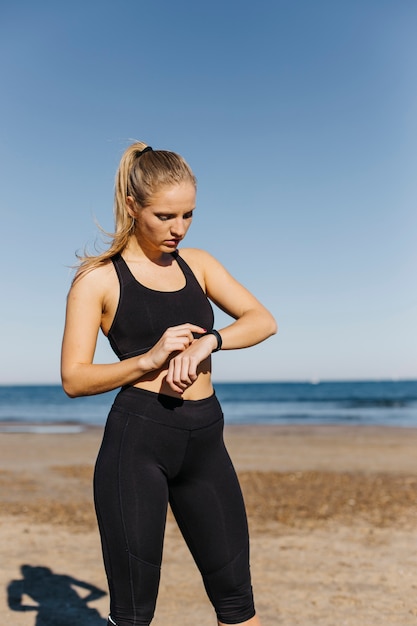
170, 218, 186, 237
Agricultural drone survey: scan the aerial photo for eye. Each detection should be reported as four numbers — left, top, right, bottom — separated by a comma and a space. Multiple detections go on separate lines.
156, 210, 194, 221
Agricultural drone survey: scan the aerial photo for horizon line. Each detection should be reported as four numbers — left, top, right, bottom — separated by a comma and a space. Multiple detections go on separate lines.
1, 378, 417, 388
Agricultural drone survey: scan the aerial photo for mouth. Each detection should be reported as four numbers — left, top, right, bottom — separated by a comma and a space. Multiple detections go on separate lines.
164, 239, 181, 247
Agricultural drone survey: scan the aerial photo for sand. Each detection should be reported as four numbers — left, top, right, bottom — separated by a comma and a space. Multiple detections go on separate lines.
1, 423, 417, 625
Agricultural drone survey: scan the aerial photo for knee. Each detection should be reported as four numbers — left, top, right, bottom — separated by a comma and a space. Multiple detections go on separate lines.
202, 546, 256, 624
108, 611, 153, 626
108, 555, 160, 626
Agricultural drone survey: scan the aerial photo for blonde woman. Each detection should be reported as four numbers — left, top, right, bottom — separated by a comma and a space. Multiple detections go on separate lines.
61, 142, 277, 626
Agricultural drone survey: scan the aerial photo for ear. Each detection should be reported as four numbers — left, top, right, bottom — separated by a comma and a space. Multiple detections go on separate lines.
126, 195, 139, 218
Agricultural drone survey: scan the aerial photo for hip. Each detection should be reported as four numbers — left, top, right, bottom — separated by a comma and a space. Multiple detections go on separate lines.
111, 384, 223, 431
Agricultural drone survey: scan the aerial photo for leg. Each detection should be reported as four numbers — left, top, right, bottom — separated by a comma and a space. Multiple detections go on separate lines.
94, 409, 170, 626
169, 417, 257, 624
217, 615, 261, 626
218, 616, 261, 626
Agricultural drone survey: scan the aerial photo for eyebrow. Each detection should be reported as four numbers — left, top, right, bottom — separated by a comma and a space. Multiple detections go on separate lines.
156, 208, 195, 215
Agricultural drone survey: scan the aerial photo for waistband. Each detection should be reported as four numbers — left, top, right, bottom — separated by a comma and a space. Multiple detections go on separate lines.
111, 386, 223, 430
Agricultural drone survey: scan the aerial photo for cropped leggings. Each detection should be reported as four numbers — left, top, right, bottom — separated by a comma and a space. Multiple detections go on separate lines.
93, 386, 255, 626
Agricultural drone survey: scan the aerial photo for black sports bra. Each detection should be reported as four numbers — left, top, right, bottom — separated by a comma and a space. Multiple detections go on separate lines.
107, 251, 215, 360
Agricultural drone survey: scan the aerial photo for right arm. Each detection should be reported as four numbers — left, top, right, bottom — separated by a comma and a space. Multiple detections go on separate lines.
60, 266, 205, 397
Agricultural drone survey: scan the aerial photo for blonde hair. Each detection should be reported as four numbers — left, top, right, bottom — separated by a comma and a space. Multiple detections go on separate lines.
75, 141, 196, 278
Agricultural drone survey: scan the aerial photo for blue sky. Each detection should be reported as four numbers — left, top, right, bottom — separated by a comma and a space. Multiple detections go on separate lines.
1, 0, 416, 384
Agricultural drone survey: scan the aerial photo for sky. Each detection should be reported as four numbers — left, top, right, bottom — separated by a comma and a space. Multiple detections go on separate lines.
0, 0, 416, 384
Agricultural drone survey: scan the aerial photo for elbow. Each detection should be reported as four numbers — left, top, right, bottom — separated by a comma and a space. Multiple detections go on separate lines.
61, 370, 87, 398
250, 308, 277, 342
269, 319, 278, 338
62, 380, 80, 398
265, 311, 278, 338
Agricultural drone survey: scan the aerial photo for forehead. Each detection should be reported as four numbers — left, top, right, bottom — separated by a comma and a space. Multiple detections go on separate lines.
148, 182, 196, 209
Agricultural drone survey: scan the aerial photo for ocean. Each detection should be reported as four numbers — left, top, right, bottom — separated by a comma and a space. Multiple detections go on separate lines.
0, 380, 416, 433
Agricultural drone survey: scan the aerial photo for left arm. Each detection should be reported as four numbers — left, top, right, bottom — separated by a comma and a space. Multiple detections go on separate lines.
200, 249, 277, 349
165, 250, 277, 391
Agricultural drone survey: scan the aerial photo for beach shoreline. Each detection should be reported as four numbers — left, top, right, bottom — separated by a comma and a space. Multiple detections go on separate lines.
2, 424, 417, 625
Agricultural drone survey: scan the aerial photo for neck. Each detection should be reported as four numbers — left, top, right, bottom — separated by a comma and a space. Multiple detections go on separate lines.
124, 238, 174, 266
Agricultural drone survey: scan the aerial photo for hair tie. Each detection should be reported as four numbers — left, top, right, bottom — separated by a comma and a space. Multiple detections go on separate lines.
138, 146, 153, 157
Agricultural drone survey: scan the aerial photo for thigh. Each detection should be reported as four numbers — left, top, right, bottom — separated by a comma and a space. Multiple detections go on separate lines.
94, 408, 172, 564
168, 418, 249, 575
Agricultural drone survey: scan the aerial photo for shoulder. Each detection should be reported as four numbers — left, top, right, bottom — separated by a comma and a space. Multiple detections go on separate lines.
177, 248, 217, 291
177, 248, 230, 291
179, 247, 230, 276
177, 246, 220, 273
69, 259, 116, 299
177, 247, 218, 268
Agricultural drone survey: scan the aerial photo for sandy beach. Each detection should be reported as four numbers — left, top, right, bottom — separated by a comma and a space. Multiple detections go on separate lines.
1, 423, 417, 625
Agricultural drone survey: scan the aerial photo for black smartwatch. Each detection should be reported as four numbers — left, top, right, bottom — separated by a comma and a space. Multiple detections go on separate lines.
204, 329, 222, 352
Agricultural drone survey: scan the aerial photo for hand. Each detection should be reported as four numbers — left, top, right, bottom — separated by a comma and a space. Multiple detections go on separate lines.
141, 324, 207, 374
165, 333, 217, 393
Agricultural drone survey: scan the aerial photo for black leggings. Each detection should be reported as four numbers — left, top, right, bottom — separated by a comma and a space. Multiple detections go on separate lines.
94, 386, 255, 626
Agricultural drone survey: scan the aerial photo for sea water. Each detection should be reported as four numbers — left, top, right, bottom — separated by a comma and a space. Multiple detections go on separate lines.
0, 380, 416, 432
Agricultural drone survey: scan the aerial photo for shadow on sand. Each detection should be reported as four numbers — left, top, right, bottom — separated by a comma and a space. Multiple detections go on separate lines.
7, 564, 107, 626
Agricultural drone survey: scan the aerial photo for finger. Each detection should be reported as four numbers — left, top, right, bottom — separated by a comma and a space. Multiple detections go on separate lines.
164, 330, 194, 348
186, 323, 208, 332
179, 357, 193, 386
171, 323, 208, 334
166, 378, 186, 394
165, 338, 189, 353
187, 357, 198, 382
170, 355, 196, 390
166, 361, 187, 393
172, 356, 191, 387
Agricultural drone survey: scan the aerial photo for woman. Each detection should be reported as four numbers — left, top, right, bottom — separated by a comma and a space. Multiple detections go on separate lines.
61, 142, 277, 626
